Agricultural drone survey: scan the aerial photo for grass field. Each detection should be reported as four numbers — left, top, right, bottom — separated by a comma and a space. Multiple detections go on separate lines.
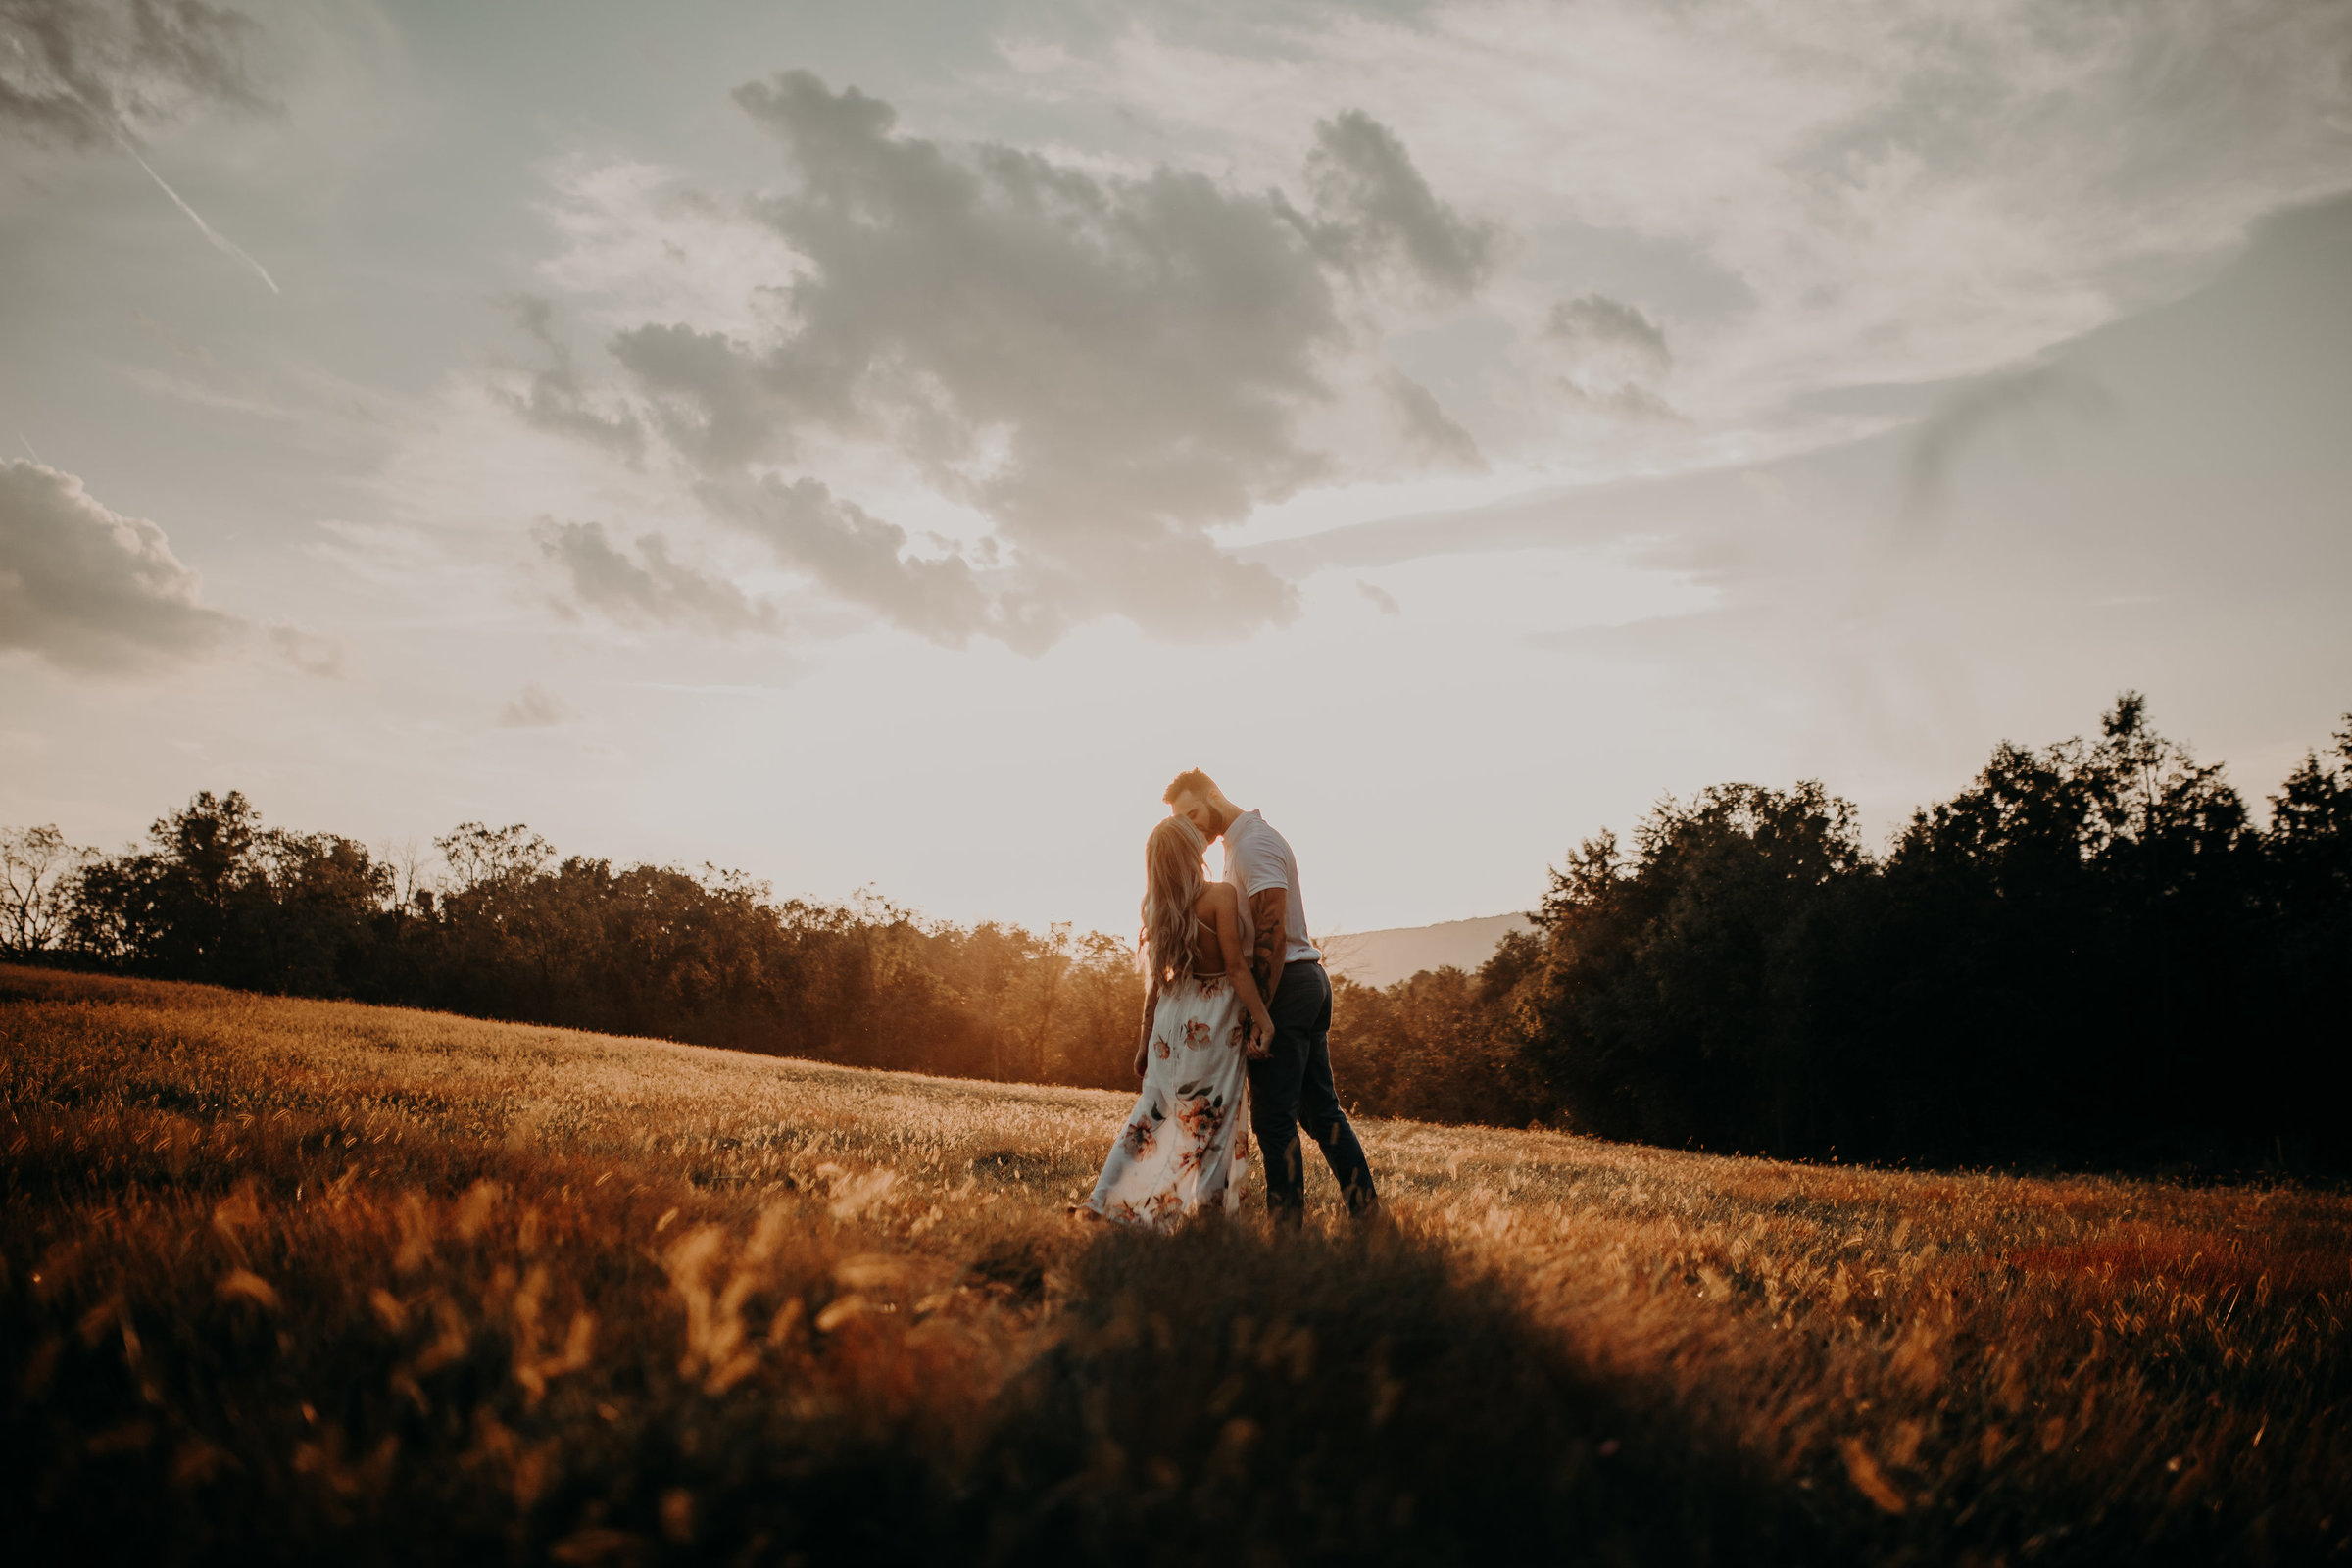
4, 964, 2347, 1564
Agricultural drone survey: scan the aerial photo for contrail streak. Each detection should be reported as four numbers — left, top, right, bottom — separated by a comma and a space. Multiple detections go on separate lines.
116, 134, 280, 296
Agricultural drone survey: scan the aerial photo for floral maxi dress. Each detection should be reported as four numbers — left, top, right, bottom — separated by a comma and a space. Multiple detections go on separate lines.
1085, 972, 1253, 1228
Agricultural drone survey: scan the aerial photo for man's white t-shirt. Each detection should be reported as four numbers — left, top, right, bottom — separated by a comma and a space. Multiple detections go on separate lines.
1219, 809, 1322, 965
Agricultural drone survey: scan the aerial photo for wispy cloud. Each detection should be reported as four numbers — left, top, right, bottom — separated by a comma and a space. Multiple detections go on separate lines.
267, 623, 343, 678
1901, 366, 2111, 527
498, 684, 574, 728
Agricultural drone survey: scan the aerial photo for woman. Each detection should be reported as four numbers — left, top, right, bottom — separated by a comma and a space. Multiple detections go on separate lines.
1082, 814, 1276, 1228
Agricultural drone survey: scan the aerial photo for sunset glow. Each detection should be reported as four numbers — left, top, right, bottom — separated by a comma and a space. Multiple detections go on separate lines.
5, 1, 2348, 935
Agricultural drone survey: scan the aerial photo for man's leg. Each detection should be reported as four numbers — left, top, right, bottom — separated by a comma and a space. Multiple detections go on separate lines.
1293, 965, 1378, 1216
1246, 965, 1317, 1224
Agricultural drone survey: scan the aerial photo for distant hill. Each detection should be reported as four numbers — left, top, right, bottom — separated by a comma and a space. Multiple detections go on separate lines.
1319, 912, 1535, 989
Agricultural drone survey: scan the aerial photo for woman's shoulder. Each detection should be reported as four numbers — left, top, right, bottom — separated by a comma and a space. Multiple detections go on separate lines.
1196, 880, 1240, 914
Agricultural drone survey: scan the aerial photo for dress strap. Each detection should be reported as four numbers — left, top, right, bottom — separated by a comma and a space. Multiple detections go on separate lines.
1192, 914, 1227, 978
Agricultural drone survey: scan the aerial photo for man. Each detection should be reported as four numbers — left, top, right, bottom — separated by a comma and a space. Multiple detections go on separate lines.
1162, 769, 1378, 1223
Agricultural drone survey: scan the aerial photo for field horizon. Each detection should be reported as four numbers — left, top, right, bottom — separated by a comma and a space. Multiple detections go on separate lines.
6, 963, 2347, 1564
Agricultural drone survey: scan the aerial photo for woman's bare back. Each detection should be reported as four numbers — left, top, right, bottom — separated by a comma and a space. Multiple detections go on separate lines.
1190, 881, 1245, 978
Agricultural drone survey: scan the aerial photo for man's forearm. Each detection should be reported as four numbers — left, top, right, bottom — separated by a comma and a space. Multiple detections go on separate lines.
1249, 888, 1288, 1018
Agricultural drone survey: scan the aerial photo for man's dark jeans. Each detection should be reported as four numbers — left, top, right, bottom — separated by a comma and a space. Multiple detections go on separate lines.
1247, 959, 1378, 1222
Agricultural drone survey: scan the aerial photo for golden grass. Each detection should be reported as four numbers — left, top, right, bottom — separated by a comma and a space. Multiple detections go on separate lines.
4, 963, 2346, 1564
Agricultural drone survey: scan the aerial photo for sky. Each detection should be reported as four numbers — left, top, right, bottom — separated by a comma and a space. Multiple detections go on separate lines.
3, 0, 2350, 938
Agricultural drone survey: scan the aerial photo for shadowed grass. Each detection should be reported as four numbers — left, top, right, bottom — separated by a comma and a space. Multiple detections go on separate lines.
980, 1220, 1817, 1564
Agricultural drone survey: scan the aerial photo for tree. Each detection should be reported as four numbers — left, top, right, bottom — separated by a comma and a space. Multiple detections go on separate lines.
2268, 715, 2352, 917
68, 791, 262, 975
0, 825, 93, 956
1879, 694, 2265, 1161
435, 822, 556, 895
1514, 783, 1868, 1152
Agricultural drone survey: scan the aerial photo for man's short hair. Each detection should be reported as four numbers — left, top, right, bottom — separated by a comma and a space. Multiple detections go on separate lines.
1162, 768, 1219, 806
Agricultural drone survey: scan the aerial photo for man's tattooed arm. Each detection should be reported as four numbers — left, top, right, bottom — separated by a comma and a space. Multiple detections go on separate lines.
1249, 886, 1288, 1043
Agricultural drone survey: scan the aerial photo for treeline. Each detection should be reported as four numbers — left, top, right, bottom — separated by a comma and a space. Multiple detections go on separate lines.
5, 692, 2347, 1171
1, 803, 1146, 1091
1329, 696, 2352, 1172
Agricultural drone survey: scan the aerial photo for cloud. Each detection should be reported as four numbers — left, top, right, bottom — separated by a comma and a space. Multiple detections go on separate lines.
498, 296, 644, 461
1382, 368, 1485, 469
0, 0, 270, 148
498, 684, 573, 729
1546, 295, 1669, 376
267, 623, 343, 677
697, 473, 999, 645
1901, 366, 2112, 525
1013, 0, 2352, 441
571, 74, 1489, 648
535, 518, 780, 635
1300, 108, 1494, 300
1357, 578, 1401, 615
606, 318, 775, 470
1544, 294, 1675, 418
0, 459, 243, 672
1, 1, 281, 293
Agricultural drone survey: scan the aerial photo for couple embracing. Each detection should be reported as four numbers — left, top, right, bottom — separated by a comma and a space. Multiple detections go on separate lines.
1082, 770, 1379, 1229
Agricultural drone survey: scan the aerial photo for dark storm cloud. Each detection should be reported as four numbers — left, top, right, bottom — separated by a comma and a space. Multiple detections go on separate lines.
0, 0, 268, 147
1300, 109, 1495, 300
0, 459, 243, 671
535, 518, 780, 636
499, 297, 646, 462
594, 74, 1485, 647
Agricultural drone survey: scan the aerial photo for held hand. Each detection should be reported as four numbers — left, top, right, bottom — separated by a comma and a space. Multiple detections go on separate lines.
1245, 1012, 1275, 1061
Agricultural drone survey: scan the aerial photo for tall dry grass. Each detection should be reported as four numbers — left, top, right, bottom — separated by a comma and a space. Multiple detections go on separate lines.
3, 963, 2345, 1564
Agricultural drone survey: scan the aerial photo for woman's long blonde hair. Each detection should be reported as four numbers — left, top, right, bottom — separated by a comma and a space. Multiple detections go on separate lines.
1141, 814, 1209, 985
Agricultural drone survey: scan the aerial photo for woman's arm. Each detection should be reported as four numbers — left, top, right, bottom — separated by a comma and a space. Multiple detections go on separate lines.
1212, 884, 1275, 1059
1134, 972, 1158, 1079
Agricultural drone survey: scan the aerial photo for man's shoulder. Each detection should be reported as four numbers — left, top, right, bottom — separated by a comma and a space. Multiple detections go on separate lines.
1226, 812, 1294, 892
1230, 809, 1288, 851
